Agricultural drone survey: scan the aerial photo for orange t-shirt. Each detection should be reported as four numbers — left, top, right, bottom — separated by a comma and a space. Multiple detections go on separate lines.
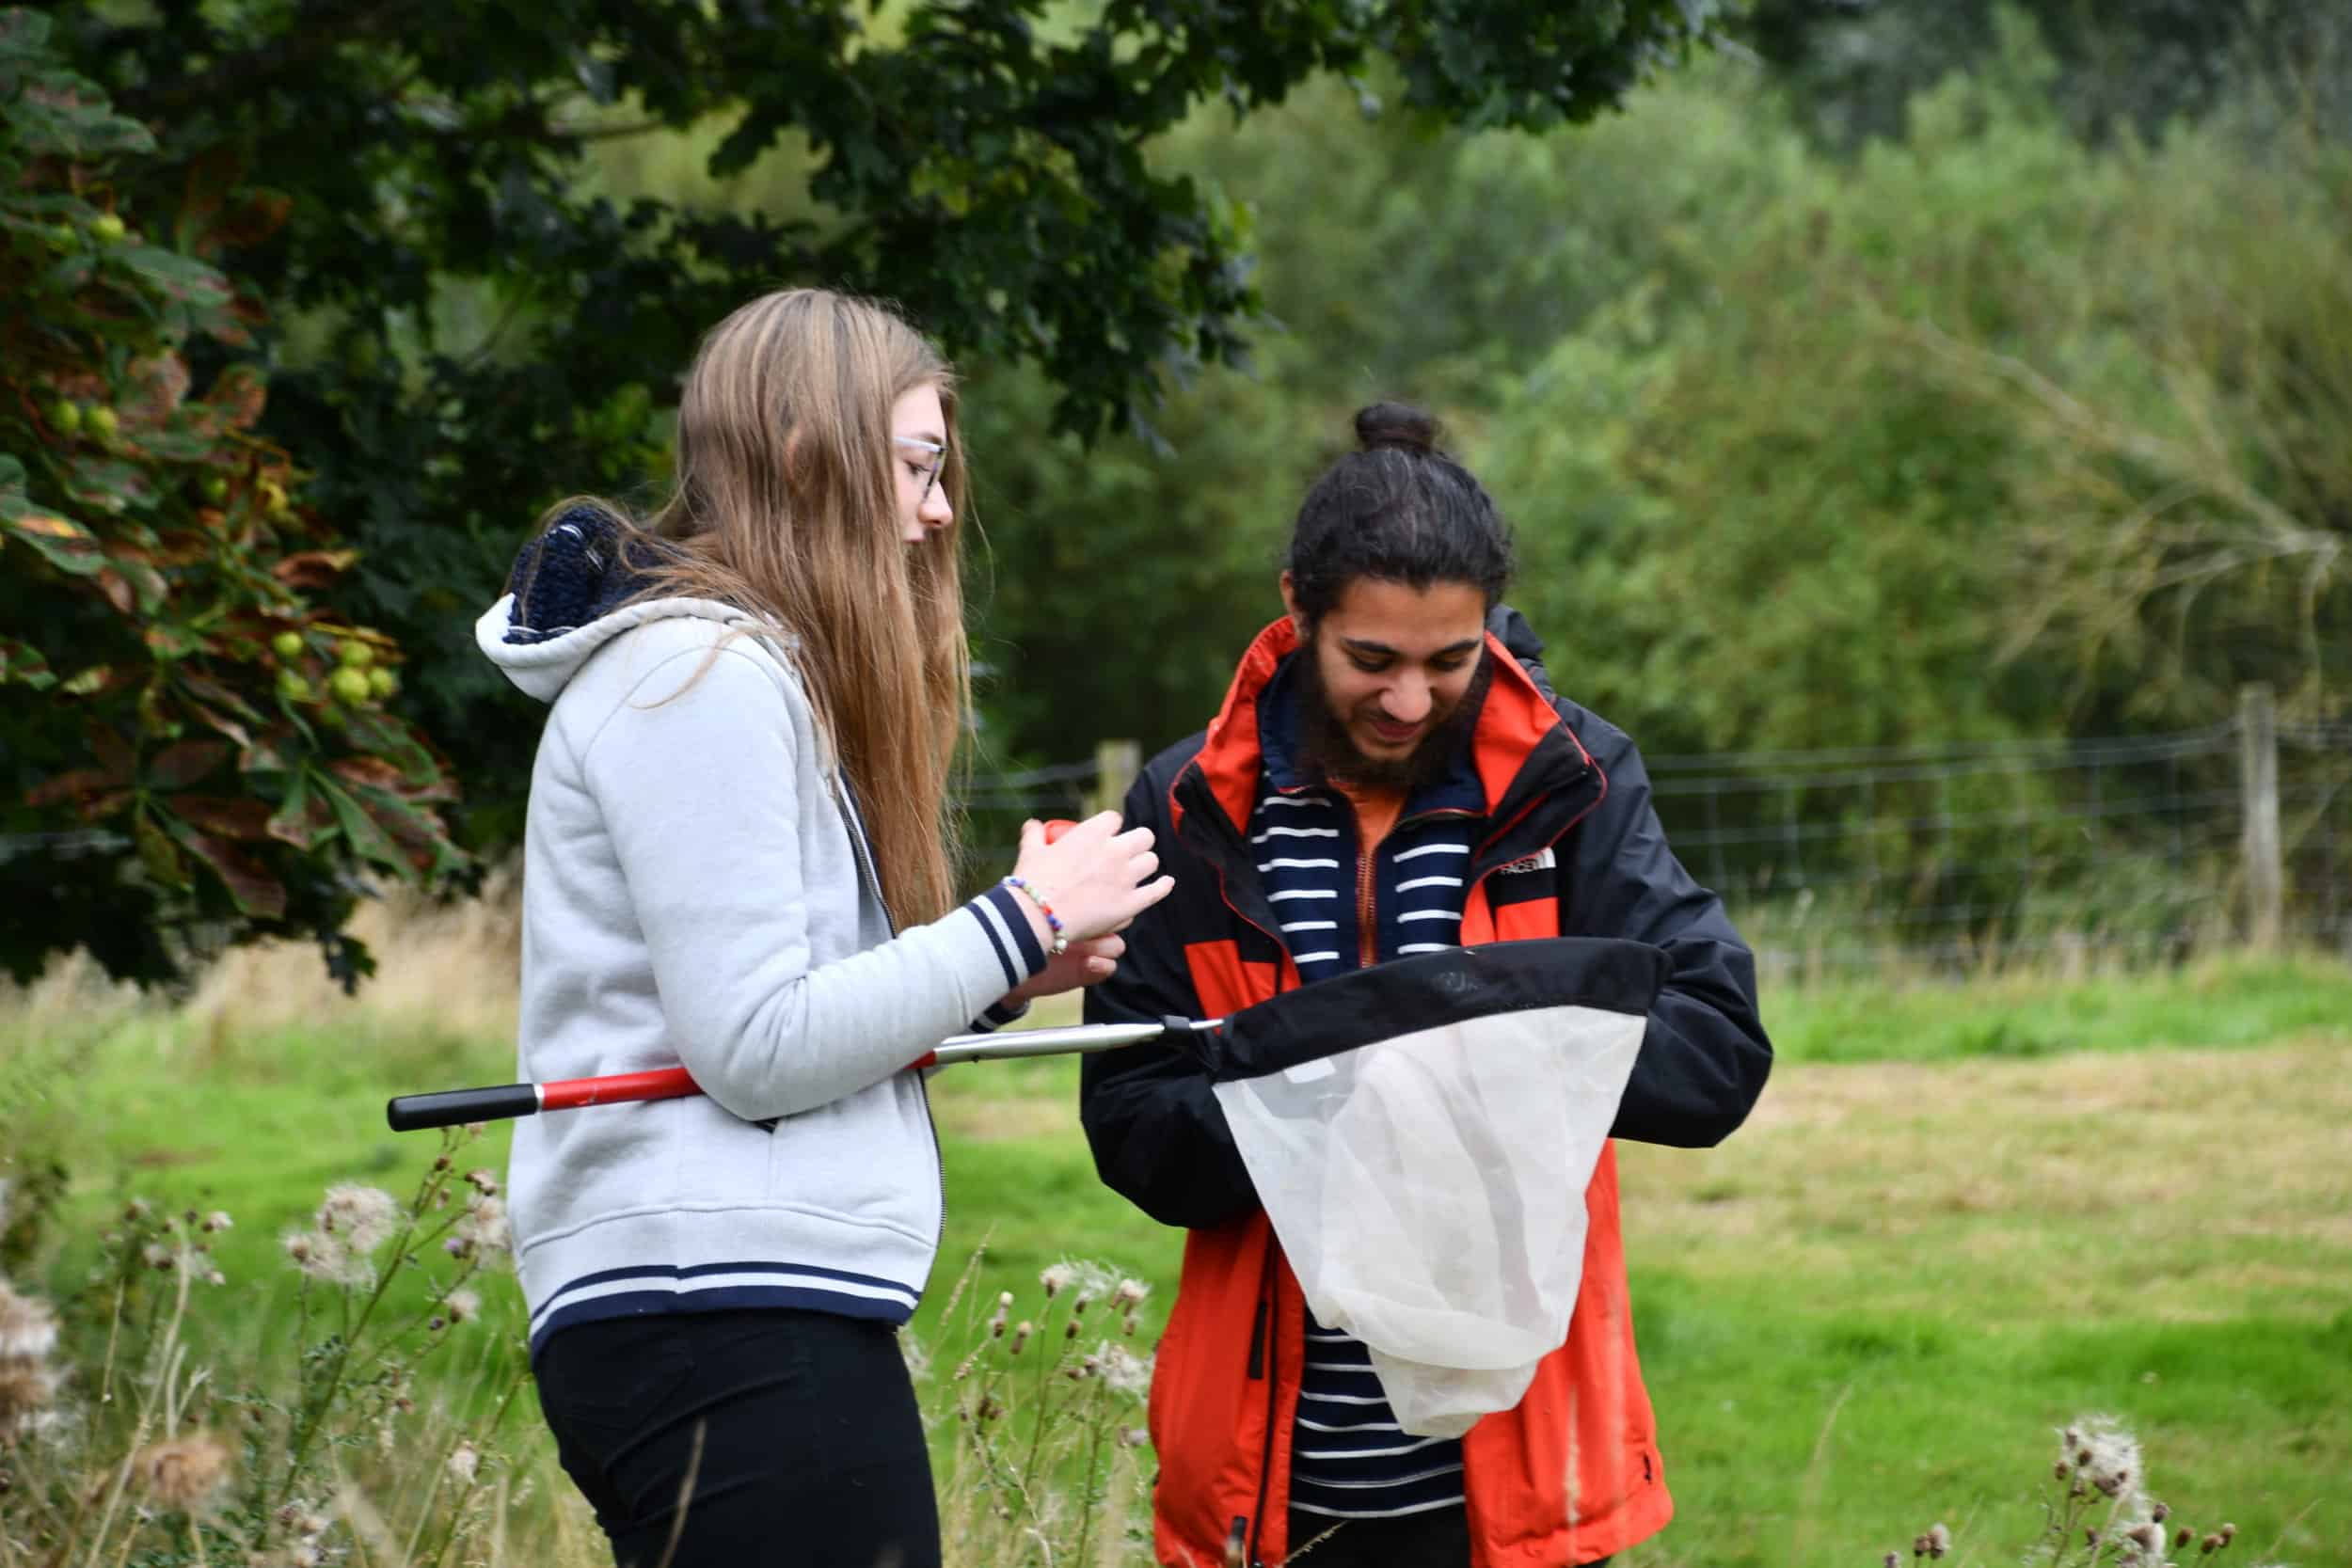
1328, 778, 1406, 855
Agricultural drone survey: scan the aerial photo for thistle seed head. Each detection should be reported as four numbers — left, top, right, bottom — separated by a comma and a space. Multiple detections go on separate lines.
0, 1283, 57, 1361
317, 1184, 400, 1252
0, 1360, 59, 1438
283, 1227, 370, 1287
453, 1196, 510, 1259
129, 1432, 232, 1512
1100, 1343, 1153, 1397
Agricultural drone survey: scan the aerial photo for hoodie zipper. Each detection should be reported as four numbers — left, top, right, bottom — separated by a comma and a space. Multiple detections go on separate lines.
832, 769, 949, 1256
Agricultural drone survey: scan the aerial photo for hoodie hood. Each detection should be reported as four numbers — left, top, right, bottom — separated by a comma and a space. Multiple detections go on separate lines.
475, 505, 786, 704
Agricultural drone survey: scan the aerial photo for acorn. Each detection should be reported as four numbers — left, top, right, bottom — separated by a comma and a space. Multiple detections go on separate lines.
337, 639, 376, 671
271, 630, 306, 660
89, 213, 127, 243
86, 405, 119, 441
276, 668, 312, 703
367, 667, 399, 701
50, 400, 82, 436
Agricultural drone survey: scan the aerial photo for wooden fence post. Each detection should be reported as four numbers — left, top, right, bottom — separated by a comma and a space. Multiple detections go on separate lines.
1090, 738, 1141, 819
2238, 684, 2282, 951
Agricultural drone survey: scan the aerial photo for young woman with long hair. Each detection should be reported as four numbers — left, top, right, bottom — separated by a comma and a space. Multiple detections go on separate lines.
475, 288, 1170, 1568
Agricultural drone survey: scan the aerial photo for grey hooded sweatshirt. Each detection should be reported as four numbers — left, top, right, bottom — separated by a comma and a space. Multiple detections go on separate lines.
477, 509, 1044, 1358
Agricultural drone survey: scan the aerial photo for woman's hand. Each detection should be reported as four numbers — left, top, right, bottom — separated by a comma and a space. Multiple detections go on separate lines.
1004, 811, 1172, 950
1003, 932, 1126, 1005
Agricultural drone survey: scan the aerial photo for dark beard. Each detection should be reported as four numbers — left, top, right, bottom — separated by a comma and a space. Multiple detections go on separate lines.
1298, 641, 1492, 794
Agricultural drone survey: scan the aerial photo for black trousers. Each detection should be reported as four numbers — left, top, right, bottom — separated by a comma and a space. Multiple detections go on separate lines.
1286, 1507, 1611, 1568
535, 1307, 940, 1568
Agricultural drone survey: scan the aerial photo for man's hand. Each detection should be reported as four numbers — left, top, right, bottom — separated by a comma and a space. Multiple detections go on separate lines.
1005, 933, 1125, 1005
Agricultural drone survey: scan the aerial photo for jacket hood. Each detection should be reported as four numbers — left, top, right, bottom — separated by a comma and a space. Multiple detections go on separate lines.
474, 505, 780, 704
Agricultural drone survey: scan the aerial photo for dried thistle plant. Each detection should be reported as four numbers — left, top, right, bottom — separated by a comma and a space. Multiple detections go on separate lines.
0, 1126, 542, 1568
1877, 1416, 2291, 1568
925, 1253, 1159, 1568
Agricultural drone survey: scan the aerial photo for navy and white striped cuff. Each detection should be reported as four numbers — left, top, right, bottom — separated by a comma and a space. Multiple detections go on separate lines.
967, 884, 1049, 990
973, 997, 1032, 1033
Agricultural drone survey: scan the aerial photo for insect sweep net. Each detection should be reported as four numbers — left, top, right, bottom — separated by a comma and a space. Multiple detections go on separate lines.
1197, 939, 1663, 1436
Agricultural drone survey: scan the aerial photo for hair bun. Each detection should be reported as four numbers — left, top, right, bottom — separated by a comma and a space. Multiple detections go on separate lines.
1354, 402, 1440, 455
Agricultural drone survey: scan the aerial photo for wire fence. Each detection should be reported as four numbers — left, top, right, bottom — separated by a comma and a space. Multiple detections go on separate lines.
961, 711, 2350, 980
8, 713, 2339, 981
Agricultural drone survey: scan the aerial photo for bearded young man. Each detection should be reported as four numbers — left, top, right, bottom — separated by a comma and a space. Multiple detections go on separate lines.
1077, 403, 1773, 1568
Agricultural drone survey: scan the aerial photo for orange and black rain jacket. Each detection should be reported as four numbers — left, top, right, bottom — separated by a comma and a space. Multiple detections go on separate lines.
1079, 608, 1772, 1568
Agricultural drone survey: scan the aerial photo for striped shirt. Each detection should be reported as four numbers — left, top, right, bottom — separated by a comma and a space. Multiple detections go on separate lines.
1251, 657, 1487, 1518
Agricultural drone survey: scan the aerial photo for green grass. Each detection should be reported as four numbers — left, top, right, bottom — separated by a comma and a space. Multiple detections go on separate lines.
1609, 1036, 2352, 1566
1764, 950, 2352, 1063
7, 953, 2350, 1565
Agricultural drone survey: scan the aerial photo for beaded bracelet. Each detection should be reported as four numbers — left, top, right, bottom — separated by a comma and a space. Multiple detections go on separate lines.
1001, 875, 1070, 957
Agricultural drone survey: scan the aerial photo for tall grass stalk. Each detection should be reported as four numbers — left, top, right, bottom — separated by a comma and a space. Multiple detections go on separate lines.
0, 1136, 543, 1568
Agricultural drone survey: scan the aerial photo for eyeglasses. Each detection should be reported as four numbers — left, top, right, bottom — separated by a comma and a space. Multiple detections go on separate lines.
893, 436, 946, 506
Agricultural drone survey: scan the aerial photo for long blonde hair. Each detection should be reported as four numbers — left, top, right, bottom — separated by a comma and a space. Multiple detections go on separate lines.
544, 288, 970, 924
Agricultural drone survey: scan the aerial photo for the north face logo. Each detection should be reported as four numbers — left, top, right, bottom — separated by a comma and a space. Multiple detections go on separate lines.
1496, 847, 1557, 876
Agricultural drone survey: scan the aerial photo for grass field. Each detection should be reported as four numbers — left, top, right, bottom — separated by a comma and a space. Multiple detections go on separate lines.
5, 914, 2348, 1567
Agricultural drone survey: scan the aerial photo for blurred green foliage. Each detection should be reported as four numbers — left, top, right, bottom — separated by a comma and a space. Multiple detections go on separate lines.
949, 12, 2347, 957
0, 10, 465, 989
39, 0, 1726, 853
966, 16, 2349, 772
1740, 0, 2349, 150
10, 1, 2348, 975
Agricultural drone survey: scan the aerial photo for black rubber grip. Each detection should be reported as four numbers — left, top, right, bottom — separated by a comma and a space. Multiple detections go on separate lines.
386, 1083, 540, 1132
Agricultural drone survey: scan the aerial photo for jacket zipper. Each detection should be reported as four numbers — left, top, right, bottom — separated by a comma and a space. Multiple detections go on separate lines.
1244, 1245, 1280, 1568
1365, 805, 1479, 965
1177, 769, 1293, 962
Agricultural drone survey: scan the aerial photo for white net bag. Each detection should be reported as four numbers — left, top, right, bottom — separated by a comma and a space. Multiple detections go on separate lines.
1201, 940, 1659, 1436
